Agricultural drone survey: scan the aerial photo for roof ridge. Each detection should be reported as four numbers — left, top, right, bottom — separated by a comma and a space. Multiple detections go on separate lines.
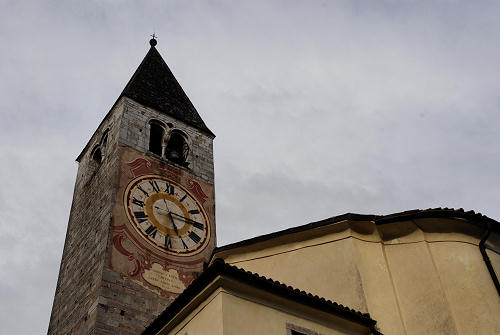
212, 207, 499, 256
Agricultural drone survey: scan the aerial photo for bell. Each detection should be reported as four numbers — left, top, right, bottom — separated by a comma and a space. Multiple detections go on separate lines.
167, 149, 181, 162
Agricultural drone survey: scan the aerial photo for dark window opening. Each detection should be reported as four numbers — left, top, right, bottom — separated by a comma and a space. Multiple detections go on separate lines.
101, 130, 109, 146
286, 323, 319, 335
165, 132, 189, 165
92, 147, 102, 164
149, 123, 164, 156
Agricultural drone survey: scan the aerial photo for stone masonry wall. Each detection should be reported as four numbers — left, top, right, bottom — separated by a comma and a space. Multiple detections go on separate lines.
118, 98, 214, 184
47, 102, 124, 335
93, 97, 215, 334
49, 97, 215, 335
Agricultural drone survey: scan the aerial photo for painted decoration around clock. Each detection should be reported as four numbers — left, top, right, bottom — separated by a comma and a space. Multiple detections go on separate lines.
124, 174, 210, 256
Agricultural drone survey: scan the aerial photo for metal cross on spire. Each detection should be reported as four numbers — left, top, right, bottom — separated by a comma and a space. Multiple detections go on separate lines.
149, 33, 158, 47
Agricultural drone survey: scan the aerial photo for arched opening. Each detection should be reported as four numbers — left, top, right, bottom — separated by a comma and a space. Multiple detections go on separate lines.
165, 131, 189, 165
149, 122, 165, 156
101, 129, 109, 147
91, 147, 102, 164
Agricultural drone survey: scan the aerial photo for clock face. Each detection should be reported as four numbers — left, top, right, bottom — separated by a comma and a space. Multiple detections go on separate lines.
124, 175, 210, 256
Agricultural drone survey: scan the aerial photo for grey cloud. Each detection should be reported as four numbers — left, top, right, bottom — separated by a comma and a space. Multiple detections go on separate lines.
1, 1, 500, 333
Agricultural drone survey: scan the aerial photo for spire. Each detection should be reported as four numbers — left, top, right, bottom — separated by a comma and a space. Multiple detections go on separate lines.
118, 38, 214, 136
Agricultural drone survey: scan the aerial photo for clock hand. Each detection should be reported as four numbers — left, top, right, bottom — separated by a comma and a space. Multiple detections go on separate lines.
163, 199, 171, 211
169, 218, 189, 250
168, 213, 180, 236
170, 212, 203, 227
170, 212, 189, 220
154, 206, 175, 224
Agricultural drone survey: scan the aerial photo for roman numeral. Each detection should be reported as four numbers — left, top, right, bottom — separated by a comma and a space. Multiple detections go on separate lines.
180, 194, 187, 202
134, 211, 148, 223
191, 221, 204, 230
145, 225, 157, 239
181, 238, 188, 249
188, 231, 201, 244
164, 235, 172, 248
189, 209, 200, 214
164, 184, 175, 195
132, 198, 144, 207
149, 180, 160, 193
138, 186, 149, 197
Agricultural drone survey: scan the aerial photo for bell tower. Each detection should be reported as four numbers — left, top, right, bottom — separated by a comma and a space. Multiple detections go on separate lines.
48, 38, 216, 335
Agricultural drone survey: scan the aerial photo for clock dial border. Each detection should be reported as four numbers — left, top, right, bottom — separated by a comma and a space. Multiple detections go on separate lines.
124, 174, 210, 256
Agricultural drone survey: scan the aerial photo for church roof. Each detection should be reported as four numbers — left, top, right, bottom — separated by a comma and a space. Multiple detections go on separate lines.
117, 39, 214, 137
212, 207, 500, 257
141, 258, 379, 335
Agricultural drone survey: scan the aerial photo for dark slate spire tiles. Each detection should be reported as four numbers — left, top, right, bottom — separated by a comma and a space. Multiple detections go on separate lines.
119, 43, 214, 136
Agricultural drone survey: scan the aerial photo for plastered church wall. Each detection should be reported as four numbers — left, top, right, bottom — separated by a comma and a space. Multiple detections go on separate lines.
165, 289, 225, 335
162, 287, 370, 335
216, 218, 500, 335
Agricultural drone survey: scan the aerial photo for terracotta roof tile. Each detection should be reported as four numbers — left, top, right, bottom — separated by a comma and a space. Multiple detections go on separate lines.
142, 258, 379, 335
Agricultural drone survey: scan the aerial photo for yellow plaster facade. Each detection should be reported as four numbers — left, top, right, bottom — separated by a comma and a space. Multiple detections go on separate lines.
220, 290, 368, 335
158, 278, 374, 335
165, 289, 224, 335
212, 218, 500, 335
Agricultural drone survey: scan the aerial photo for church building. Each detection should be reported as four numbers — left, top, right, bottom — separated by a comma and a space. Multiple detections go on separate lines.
48, 39, 500, 335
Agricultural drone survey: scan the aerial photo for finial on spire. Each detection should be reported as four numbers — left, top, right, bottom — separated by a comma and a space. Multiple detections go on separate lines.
149, 33, 157, 47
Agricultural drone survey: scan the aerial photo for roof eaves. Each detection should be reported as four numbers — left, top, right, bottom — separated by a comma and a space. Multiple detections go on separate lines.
141, 259, 377, 335
219, 260, 377, 327
212, 213, 375, 257
374, 207, 499, 228
211, 208, 500, 260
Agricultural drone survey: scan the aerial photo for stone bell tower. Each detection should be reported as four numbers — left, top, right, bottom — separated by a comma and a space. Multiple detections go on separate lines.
48, 38, 216, 335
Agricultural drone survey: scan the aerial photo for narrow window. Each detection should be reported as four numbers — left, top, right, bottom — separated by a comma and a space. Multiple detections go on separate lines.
149, 122, 164, 156
165, 132, 189, 165
91, 147, 102, 164
286, 323, 320, 335
101, 129, 109, 146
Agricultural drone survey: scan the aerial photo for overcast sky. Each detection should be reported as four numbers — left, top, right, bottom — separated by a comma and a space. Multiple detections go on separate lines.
1, 1, 500, 333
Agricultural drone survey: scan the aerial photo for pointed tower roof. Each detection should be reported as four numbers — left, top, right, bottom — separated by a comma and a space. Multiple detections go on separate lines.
118, 38, 214, 136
